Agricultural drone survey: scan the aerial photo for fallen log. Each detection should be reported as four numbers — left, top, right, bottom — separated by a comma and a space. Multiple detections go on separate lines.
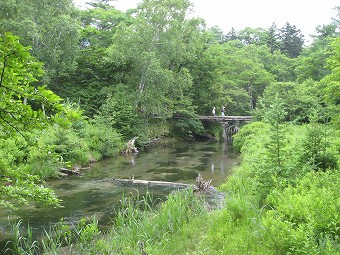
59, 166, 91, 176
126, 136, 139, 154
111, 176, 218, 194
111, 178, 191, 189
108, 176, 225, 209
59, 167, 80, 176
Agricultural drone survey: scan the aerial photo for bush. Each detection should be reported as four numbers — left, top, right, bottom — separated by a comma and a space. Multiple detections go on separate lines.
233, 121, 269, 152
300, 123, 338, 171
82, 122, 124, 159
0, 136, 28, 166
27, 125, 89, 167
263, 171, 340, 254
169, 111, 204, 139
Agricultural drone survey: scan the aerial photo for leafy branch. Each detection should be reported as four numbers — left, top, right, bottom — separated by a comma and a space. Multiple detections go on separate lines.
0, 110, 27, 139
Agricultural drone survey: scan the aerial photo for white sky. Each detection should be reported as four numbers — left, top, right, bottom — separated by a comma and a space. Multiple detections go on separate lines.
75, 0, 339, 43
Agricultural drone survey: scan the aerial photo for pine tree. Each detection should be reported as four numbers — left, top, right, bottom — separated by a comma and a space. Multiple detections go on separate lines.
266, 23, 281, 53
223, 27, 238, 42
279, 22, 304, 58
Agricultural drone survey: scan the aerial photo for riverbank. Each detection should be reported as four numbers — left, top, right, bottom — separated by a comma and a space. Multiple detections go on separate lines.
6, 120, 340, 254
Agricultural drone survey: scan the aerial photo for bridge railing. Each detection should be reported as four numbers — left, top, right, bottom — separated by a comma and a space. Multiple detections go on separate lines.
198, 116, 253, 122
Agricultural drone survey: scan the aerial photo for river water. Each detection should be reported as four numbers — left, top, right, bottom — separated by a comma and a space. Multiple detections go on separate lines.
0, 140, 239, 250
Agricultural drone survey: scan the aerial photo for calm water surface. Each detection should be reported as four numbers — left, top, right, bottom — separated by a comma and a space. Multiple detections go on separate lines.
0, 140, 239, 249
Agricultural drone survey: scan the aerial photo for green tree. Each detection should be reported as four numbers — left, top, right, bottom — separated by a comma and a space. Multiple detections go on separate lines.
0, 33, 66, 208
222, 42, 275, 111
190, 42, 234, 115
266, 23, 281, 53
295, 38, 331, 82
95, 84, 147, 141
294, 17, 340, 83
322, 37, 340, 126
300, 116, 338, 171
0, 0, 80, 86
190, 41, 275, 115
0, 33, 64, 136
79, 1, 132, 48
279, 22, 304, 58
256, 80, 323, 122
106, 0, 204, 117
263, 94, 287, 170
208, 26, 225, 43
238, 27, 268, 46
223, 27, 238, 42
56, 2, 132, 116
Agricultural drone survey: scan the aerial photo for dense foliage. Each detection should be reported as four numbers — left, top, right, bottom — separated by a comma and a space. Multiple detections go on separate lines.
0, 0, 339, 253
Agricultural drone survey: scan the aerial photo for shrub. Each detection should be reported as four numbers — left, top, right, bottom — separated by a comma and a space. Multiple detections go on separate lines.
263, 171, 340, 254
233, 121, 269, 152
0, 136, 28, 166
82, 122, 124, 159
169, 111, 204, 139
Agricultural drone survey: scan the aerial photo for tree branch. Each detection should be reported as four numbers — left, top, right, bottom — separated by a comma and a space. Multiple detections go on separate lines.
0, 111, 28, 140
0, 53, 15, 87
0, 53, 24, 96
0, 83, 24, 95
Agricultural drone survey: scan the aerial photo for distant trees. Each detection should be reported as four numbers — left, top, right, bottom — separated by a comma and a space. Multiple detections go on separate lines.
0, 0, 80, 86
223, 22, 304, 58
266, 23, 281, 53
322, 37, 340, 126
55, 2, 132, 116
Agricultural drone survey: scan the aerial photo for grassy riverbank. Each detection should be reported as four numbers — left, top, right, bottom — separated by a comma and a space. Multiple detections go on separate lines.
6, 120, 339, 254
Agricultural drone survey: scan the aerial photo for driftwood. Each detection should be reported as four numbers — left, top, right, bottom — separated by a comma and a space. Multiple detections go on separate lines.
59, 168, 80, 176
126, 136, 139, 154
112, 177, 191, 189
194, 174, 212, 192
59, 166, 90, 176
108, 175, 225, 210
112, 174, 213, 192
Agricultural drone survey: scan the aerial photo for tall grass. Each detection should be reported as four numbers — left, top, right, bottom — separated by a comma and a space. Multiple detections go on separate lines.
103, 188, 206, 254
5, 220, 39, 255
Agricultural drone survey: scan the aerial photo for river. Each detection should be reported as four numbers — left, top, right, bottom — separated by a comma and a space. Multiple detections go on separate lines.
0, 140, 239, 251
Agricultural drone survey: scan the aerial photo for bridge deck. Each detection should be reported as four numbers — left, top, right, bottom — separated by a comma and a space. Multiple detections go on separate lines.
198, 116, 252, 122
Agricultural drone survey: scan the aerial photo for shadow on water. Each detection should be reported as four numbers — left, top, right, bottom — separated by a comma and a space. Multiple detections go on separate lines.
0, 140, 239, 252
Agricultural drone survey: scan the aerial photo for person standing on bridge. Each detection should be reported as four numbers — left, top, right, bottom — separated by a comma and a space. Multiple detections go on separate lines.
212, 107, 216, 116
221, 106, 225, 116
